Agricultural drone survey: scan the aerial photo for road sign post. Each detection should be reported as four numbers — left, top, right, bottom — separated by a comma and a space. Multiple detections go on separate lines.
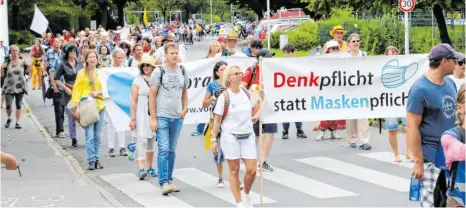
399, 0, 415, 55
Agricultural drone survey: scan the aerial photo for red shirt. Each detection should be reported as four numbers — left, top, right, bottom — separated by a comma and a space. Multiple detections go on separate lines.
64, 35, 71, 42
242, 64, 261, 88
49, 38, 55, 47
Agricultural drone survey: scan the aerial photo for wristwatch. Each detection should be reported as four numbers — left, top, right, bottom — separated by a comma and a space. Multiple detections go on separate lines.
211, 138, 217, 143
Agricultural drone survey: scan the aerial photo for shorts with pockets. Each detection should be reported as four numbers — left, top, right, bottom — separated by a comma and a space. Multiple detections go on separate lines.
253, 122, 278, 137
220, 132, 256, 160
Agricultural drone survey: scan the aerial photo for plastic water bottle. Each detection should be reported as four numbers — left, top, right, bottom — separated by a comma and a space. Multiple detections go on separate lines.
409, 177, 421, 201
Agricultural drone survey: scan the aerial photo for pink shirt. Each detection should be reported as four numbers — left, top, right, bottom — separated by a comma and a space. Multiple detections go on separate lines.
441, 134, 466, 169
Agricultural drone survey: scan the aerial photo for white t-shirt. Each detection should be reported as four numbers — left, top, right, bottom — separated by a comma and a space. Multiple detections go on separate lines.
449, 75, 465, 92
125, 57, 139, 67
213, 88, 254, 134
230, 51, 247, 57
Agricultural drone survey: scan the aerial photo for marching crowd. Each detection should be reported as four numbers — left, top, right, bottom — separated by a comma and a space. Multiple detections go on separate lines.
0, 22, 465, 208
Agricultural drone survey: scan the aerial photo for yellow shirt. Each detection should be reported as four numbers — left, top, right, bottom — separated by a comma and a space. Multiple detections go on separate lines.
71, 69, 105, 112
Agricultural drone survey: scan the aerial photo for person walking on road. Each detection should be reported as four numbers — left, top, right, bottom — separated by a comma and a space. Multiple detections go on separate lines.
30, 39, 45, 90
204, 61, 228, 187
383, 46, 412, 162
1, 45, 30, 129
281, 44, 308, 140
211, 65, 262, 208
149, 42, 189, 195
106, 48, 129, 157
129, 56, 158, 180
242, 49, 277, 172
407, 43, 461, 207
72, 50, 106, 170
345, 34, 371, 150
54, 44, 83, 147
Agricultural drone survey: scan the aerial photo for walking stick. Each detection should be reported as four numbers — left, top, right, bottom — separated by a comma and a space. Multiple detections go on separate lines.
258, 57, 264, 204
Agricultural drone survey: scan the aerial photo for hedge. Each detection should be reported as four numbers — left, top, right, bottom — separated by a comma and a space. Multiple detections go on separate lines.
8, 30, 35, 46
270, 8, 465, 55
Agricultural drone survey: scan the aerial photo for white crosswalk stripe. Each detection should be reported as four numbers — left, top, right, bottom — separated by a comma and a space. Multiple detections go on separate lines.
99, 152, 414, 206
358, 151, 414, 168
100, 173, 193, 207
239, 164, 358, 199
295, 157, 410, 192
173, 167, 277, 205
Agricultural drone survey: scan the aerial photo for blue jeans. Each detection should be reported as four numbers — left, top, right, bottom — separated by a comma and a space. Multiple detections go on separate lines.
282, 122, 303, 131
65, 108, 76, 139
156, 117, 184, 186
195, 123, 205, 133
385, 117, 407, 131
84, 109, 105, 162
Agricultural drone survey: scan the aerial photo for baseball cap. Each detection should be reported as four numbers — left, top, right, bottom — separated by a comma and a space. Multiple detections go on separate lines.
256, 49, 275, 58
325, 40, 339, 48
217, 37, 225, 42
428, 43, 463, 61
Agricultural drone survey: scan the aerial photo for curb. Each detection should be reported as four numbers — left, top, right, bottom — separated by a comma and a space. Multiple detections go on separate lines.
23, 101, 123, 207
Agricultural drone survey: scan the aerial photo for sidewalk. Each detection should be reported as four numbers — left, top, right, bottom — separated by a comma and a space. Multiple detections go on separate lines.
0, 106, 117, 207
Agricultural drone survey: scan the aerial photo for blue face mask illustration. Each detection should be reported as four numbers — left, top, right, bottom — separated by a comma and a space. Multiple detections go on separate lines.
381, 59, 418, 88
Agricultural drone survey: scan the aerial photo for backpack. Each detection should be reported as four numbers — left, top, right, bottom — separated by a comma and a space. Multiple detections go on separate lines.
210, 87, 251, 123
246, 65, 256, 89
127, 58, 134, 67
147, 65, 186, 116
434, 126, 465, 207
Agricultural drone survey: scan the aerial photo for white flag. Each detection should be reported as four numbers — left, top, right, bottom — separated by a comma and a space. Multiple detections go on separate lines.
30, 5, 49, 34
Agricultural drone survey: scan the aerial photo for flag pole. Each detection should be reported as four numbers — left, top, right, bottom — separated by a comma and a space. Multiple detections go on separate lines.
258, 56, 264, 204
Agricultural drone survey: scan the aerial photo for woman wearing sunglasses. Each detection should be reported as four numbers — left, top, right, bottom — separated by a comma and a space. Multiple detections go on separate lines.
210, 65, 262, 208
449, 53, 465, 92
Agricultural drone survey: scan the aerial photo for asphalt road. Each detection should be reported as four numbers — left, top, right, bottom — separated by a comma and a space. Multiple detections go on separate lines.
21, 37, 418, 207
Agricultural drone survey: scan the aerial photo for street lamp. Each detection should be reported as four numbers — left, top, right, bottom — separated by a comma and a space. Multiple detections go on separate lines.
267, 0, 270, 49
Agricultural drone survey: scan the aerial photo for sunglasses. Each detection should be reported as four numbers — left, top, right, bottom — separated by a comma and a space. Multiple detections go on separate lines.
329, 47, 339, 51
459, 60, 465, 66
141, 63, 153, 68
230, 72, 243, 76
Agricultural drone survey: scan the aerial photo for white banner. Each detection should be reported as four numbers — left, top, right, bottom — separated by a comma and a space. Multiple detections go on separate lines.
30, 5, 49, 35
99, 57, 256, 132
261, 54, 429, 124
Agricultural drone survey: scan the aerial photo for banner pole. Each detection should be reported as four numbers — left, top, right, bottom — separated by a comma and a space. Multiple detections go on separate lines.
258, 56, 264, 204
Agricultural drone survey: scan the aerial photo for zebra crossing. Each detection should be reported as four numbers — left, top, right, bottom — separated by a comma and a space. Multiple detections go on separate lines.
98, 151, 418, 207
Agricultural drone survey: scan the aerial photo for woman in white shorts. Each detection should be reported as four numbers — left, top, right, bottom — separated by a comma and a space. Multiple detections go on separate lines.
129, 56, 157, 180
211, 65, 261, 208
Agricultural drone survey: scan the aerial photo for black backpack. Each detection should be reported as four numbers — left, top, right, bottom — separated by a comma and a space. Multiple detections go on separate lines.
148, 65, 186, 116
433, 126, 465, 207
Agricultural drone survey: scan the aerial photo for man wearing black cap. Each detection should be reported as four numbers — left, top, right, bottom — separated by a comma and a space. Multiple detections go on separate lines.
406, 43, 461, 207
242, 49, 278, 172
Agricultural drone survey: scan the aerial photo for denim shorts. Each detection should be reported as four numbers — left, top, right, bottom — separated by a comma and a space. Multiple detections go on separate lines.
385, 117, 407, 131
253, 122, 278, 137
213, 149, 225, 163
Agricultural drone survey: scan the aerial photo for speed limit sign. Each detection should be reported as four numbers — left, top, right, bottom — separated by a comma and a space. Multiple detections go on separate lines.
399, 0, 415, 12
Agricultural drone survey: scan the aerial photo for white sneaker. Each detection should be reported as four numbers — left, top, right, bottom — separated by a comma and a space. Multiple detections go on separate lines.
236, 202, 245, 208
331, 131, 342, 139
242, 192, 253, 208
315, 131, 325, 141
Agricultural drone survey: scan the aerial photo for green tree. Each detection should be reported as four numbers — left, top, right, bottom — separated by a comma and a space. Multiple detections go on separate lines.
302, 0, 465, 45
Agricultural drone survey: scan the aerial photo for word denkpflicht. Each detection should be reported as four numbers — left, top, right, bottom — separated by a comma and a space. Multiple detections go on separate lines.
274, 70, 375, 90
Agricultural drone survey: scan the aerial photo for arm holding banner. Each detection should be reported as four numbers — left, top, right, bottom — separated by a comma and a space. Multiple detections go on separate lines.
129, 84, 139, 131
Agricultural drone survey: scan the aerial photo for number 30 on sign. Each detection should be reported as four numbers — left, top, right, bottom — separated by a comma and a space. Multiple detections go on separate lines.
399, 0, 415, 12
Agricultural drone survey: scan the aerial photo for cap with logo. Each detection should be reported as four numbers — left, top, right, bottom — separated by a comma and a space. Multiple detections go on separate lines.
428, 43, 463, 61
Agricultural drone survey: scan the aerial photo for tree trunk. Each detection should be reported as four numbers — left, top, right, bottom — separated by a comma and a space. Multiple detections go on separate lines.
432, 4, 451, 45
117, 4, 125, 26
101, 5, 108, 28
12, 4, 20, 30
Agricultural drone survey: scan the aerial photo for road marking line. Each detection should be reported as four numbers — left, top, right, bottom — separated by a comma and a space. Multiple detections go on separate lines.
239, 164, 358, 199
295, 157, 410, 192
100, 173, 192, 207
174, 168, 276, 205
358, 152, 414, 168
